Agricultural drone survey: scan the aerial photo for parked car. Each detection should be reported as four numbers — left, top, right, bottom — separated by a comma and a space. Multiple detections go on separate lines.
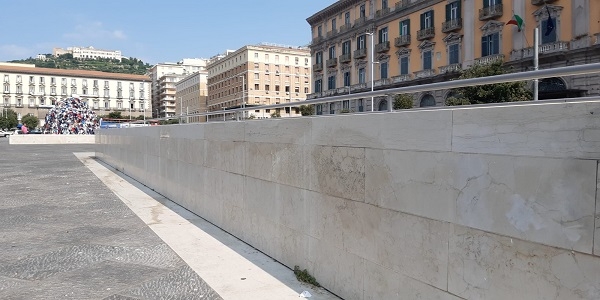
29, 129, 43, 134
0, 130, 10, 138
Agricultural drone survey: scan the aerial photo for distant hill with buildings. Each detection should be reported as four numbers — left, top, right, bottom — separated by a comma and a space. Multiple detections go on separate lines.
8, 54, 151, 75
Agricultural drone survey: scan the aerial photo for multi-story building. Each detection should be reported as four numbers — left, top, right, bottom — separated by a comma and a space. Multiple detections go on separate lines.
0, 63, 150, 123
175, 71, 208, 123
53, 46, 123, 61
147, 59, 208, 118
307, 0, 600, 112
206, 44, 312, 121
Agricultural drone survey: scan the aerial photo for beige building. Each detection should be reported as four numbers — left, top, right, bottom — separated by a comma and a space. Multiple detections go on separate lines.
175, 71, 208, 123
307, 0, 600, 111
206, 44, 312, 121
0, 63, 150, 123
147, 59, 208, 118
53, 46, 123, 60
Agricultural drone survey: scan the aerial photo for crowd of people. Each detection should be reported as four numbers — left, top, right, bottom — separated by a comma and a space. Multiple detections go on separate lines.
43, 97, 99, 134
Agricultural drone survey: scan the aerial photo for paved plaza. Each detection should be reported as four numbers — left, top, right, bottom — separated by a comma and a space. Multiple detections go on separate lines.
0, 138, 336, 300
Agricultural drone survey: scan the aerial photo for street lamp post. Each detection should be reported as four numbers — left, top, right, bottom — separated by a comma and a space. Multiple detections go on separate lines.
238, 75, 245, 121
366, 32, 377, 112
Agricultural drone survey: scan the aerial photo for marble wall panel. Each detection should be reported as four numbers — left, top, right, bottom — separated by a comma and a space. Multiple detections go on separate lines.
365, 149, 457, 223
245, 117, 311, 144
453, 154, 596, 254
204, 140, 245, 174
307, 145, 365, 202
452, 102, 600, 159
595, 163, 600, 256
307, 236, 364, 300
363, 261, 462, 300
204, 121, 245, 142
448, 225, 600, 300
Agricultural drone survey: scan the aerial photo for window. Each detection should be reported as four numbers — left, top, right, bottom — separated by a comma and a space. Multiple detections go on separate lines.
449, 44, 460, 64
83, 79, 88, 87
275, 85, 280, 92
104, 89, 109, 97
358, 68, 366, 84
382, 0, 388, 9
357, 35, 366, 49
40, 77, 44, 84
342, 41, 351, 55
421, 10, 434, 29
17, 75, 22, 83
331, 18, 336, 30
51, 77, 56, 85
104, 81, 109, 88
3, 84, 8, 93
360, 4, 366, 18
316, 51, 323, 64
94, 101, 99, 109
40, 97, 45, 105
305, 58, 309, 65
117, 90, 122, 98
275, 55, 279, 63
315, 79, 322, 93
317, 25, 322, 37
254, 84, 259, 90
71, 79, 76, 86
29, 76, 34, 84
51, 87, 56, 94
71, 87, 77, 95
117, 102, 123, 109
140, 102, 144, 110
481, 32, 500, 56
329, 46, 336, 59
345, 12, 350, 25
39, 86, 44, 94
3, 75, 8, 83
254, 73, 260, 80
329, 103, 335, 114
327, 75, 336, 90
93, 80, 98, 87
423, 50, 433, 69
344, 71, 351, 86
16, 85, 22, 94
483, 0, 501, 8
255, 53, 259, 58
117, 82, 122, 89
29, 86, 35, 94
541, 19, 557, 44
446, 1, 460, 21
380, 62, 388, 79
379, 27, 388, 43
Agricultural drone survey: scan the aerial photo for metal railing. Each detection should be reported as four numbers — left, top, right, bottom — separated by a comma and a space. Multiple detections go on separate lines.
150, 63, 600, 121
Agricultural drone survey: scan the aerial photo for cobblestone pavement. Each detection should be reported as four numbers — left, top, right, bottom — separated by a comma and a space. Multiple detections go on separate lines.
0, 138, 222, 300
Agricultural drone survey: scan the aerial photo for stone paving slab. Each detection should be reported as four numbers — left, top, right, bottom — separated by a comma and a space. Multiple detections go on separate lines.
0, 138, 221, 300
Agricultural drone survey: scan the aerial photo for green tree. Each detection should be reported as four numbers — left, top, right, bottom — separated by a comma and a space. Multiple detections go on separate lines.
21, 114, 39, 129
108, 111, 123, 119
299, 105, 315, 116
446, 60, 532, 106
270, 111, 281, 118
0, 109, 18, 130
393, 94, 414, 109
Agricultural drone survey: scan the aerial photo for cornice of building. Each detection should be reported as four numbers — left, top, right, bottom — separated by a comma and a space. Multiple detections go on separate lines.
0, 65, 149, 82
307, 0, 363, 25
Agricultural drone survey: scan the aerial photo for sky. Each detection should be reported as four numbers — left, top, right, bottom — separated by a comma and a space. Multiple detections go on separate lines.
0, 0, 337, 64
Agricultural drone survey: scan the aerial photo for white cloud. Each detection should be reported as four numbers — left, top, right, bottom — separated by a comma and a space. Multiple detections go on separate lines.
63, 21, 127, 42
0, 44, 36, 60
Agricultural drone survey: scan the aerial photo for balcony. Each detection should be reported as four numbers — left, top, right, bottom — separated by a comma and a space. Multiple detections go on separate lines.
375, 7, 391, 18
532, 0, 556, 5
475, 54, 505, 65
479, 4, 503, 21
570, 36, 591, 50
417, 27, 435, 41
326, 58, 338, 68
391, 74, 410, 83
339, 53, 352, 63
354, 48, 367, 59
414, 69, 436, 79
350, 83, 367, 92
522, 41, 569, 58
395, 0, 409, 10
375, 41, 390, 53
323, 90, 336, 97
326, 29, 338, 38
354, 16, 366, 27
312, 36, 323, 45
3, 103, 11, 107
442, 18, 462, 33
339, 23, 351, 33
374, 78, 391, 87
395, 35, 411, 47
439, 64, 462, 74
313, 63, 323, 72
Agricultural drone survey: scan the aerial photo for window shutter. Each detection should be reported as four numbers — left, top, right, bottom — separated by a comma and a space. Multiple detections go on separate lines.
483, 0, 489, 8
407, 20, 410, 35
497, 0, 502, 4
446, 4, 450, 21
492, 33, 500, 54
457, 1, 462, 19
420, 13, 425, 29
481, 36, 488, 56
430, 10, 434, 28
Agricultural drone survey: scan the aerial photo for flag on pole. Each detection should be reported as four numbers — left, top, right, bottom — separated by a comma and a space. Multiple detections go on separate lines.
544, 6, 555, 36
506, 14, 524, 32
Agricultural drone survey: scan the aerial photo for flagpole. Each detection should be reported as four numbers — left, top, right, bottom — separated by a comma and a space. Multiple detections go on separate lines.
533, 27, 539, 101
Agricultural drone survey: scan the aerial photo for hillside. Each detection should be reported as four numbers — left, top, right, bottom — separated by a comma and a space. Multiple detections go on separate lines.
9, 54, 151, 75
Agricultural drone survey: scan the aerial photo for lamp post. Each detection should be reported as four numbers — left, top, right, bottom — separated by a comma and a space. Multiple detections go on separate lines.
239, 75, 245, 121
366, 32, 378, 112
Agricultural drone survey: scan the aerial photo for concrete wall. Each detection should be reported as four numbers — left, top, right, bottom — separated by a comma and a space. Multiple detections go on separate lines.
9, 134, 95, 144
96, 100, 600, 300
